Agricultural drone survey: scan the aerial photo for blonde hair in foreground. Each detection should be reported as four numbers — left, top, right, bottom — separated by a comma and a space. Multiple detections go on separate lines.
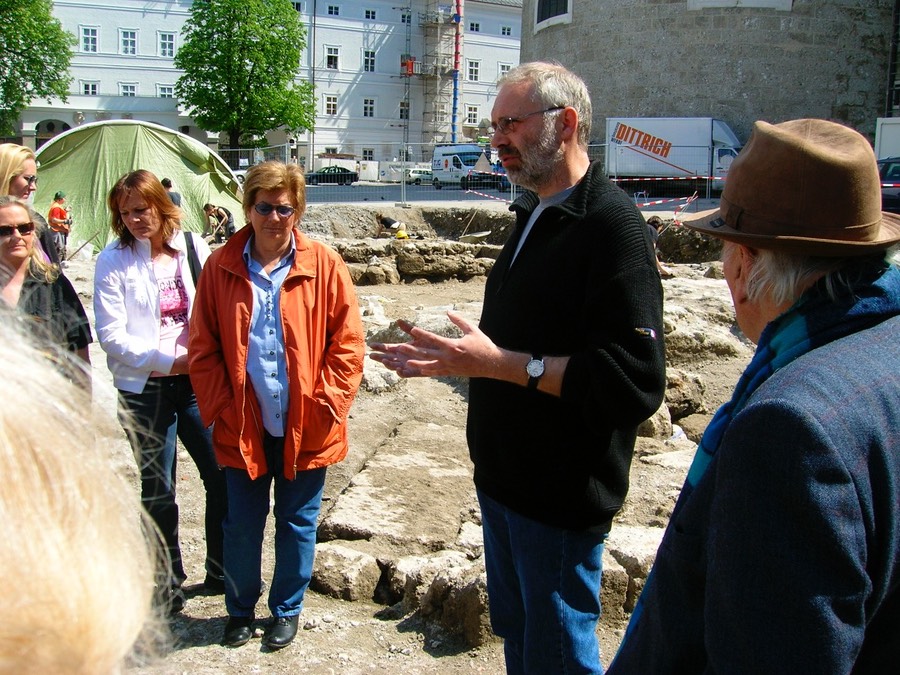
0, 315, 166, 674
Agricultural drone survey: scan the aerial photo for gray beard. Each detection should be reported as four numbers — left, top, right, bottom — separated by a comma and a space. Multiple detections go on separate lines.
504, 126, 566, 192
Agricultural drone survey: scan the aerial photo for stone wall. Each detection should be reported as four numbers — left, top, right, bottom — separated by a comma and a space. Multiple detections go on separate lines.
520, 0, 894, 142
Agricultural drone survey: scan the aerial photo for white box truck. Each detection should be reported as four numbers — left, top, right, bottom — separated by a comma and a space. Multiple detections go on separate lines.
604, 117, 742, 191
874, 117, 900, 159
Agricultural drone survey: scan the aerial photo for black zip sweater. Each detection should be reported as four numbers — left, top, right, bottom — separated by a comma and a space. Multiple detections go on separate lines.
467, 161, 667, 533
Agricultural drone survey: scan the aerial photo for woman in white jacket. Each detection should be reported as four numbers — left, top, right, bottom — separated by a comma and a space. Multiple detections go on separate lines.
94, 170, 227, 614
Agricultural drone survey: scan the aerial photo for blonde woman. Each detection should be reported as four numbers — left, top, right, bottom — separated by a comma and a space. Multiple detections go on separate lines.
0, 196, 90, 367
0, 143, 60, 265
0, 317, 164, 674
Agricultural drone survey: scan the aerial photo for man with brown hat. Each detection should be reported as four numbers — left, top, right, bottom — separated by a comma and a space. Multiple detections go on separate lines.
608, 119, 900, 673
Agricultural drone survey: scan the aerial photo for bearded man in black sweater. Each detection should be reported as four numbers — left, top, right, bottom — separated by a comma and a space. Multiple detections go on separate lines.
370, 61, 666, 674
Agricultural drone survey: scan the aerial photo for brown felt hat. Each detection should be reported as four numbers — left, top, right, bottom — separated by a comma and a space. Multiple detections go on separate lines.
678, 119, 900, 256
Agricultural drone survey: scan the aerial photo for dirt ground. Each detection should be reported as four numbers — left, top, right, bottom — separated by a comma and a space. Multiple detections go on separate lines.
65, 244, 746, 674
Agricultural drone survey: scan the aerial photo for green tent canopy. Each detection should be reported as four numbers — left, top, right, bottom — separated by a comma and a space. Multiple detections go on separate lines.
34, 120, 243, 250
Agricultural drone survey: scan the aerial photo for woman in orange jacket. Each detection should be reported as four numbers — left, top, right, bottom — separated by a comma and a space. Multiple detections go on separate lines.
188, 161, 365, 650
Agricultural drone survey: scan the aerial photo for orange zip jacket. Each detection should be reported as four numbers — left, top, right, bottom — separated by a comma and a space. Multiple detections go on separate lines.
188, 225, 365, 480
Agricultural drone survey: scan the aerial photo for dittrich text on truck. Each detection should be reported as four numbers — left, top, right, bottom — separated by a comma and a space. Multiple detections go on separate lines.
604, 117, 742, 196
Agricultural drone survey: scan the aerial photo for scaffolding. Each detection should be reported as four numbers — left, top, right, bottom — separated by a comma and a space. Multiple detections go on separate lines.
416, 0, 463, 145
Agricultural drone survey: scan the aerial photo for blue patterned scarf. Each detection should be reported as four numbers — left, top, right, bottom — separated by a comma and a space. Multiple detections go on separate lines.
618, 261, 900, 649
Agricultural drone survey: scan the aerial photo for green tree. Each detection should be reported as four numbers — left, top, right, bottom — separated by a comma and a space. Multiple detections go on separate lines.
175, 0, 315, 149
0, 0, 75, 135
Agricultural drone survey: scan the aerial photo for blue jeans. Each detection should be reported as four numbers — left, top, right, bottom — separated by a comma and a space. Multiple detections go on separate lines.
478, 489, 607, 675
223, 432, 326, 619
119, 375, 227, 586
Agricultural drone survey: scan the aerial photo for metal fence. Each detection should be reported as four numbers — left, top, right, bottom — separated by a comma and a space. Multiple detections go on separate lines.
223, 142, 720, 212
217, 144, 291, 172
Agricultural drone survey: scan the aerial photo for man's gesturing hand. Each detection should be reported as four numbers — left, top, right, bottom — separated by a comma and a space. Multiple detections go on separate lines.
369, 311, 504, 379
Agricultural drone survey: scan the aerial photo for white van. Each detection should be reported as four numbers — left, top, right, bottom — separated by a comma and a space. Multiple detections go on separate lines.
431, 144, 492, 189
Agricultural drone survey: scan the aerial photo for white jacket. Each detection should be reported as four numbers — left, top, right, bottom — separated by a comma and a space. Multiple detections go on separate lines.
94, 230, 211, 394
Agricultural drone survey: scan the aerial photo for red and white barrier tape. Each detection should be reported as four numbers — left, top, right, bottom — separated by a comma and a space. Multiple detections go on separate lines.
465, 189, 512, 203
635, 196, 692, 208
611, 176, 726, 183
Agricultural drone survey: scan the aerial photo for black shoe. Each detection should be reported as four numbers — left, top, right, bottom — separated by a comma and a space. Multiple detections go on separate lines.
222, 615, 255, 647
168, 586, 186, 616
203, 574, 227, 595
263, 615, 299, 650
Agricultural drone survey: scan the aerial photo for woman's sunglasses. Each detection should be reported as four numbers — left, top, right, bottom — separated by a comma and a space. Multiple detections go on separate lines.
0, 222, 36, 237
254, 202, 296, 217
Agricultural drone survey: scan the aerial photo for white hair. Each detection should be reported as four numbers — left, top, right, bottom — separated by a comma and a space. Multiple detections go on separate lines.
0, 314, 167, 674
724, 241, 898, 307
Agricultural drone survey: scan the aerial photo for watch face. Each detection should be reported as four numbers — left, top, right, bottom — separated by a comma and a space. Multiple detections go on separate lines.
526, 358, 544, 378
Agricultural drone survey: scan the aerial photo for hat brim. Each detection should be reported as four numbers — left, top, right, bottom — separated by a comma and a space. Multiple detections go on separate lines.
678, 208, 900, 257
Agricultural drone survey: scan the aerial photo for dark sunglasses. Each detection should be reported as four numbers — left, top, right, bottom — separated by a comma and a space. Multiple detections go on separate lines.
254, 202, 296, 217
20, 175, 38, 186
0, 222, 36, 237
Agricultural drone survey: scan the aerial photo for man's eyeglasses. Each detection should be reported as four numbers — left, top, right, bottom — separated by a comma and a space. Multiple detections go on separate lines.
0, 222, 36, 237
490, 106, 566, 136
20, 175, 38, 187
254, 202, 296, 217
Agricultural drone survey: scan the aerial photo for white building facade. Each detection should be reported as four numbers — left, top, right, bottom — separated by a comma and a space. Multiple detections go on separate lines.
13, 0, 521, 168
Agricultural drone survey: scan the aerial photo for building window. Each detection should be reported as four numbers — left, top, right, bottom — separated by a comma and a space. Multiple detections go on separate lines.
401, 12, 411, 24
363, 98, 375, 118
81, 27, 98, 53
501, 26, 512, 36
362, 148, 374, 161
292, 2, 303, 10
365, 9, 376, 20
159, 32, 175, 58
436, 105, 447, 123
467, 59, 480, 82
81, 81, 99, 96
327, 4, 339, 15
120, 30, 137, 55
325, 146, 338, 155
469, 22, 480, 32
326, 46, 339, 70
399, 100, 409, 120
363, 50, 375, 73
119, 83, 137, 97
536, 0, 571, 28
157, 85, 175, 98
498, 63, 512, 78
466, 105, 479, 126
325, 95, 338, 115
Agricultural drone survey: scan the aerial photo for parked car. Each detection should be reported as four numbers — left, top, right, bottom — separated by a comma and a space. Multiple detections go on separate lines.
878, 157, 900, 214
305, 165, 358, 186
460, 165, 511, 192
404, 168, 433, 185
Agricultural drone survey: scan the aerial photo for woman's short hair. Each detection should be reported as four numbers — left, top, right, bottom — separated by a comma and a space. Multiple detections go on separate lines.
0, 317, 166, 672
241, 161, 306, 223
0, 196, 58, 283
107, 170, 180, 248
0, 143, 36, 195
